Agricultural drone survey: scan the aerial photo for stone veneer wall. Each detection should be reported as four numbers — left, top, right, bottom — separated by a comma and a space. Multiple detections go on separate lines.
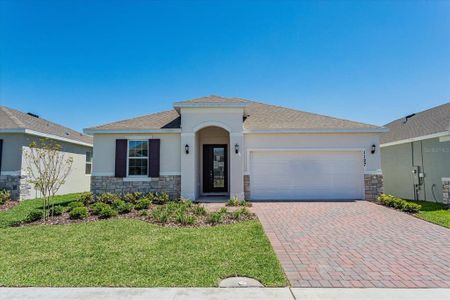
244, 175, 250, 200
442, 178, 450, 205
364, 174, 384, 201
0, 175, 31, 200
91, 176, 181, 200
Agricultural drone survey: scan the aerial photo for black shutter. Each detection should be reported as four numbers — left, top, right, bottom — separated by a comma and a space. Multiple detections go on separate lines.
115, 139, 127, 177
0, 139, 3, 175
148, 139, 160, 177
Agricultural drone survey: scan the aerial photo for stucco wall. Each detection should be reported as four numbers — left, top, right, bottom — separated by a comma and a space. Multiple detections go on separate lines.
244, 133, 382, 174
0, 133, 28, 173
92, 133, 181, 176
0, 133, 92, 200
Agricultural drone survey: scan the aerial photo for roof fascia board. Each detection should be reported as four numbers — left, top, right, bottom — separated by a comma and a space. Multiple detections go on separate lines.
83, 128, 182, 135
0, 128, 93, 147
380, 131, 450, 147
243, 128, 388, 134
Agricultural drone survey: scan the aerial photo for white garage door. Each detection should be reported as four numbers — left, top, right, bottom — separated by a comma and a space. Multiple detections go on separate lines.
250, 150, 364, 200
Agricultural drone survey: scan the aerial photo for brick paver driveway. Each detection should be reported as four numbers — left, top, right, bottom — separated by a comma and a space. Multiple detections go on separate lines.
252, 201, 450, 288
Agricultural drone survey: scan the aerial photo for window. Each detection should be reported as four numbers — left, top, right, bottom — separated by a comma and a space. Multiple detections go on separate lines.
85, 151, 92, 175
128, 140, 148, 176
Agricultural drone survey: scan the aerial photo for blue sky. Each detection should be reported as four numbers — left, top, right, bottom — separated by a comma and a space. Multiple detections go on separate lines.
1, 0, 449, 132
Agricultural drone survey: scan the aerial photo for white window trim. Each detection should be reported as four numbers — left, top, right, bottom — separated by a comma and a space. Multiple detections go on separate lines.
127, 139, 149, 177
85, 151, 93, 176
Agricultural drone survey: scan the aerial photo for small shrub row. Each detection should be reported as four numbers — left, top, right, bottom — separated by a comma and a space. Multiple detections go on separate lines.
377, 194, 422, 213
226, 196, 252, 207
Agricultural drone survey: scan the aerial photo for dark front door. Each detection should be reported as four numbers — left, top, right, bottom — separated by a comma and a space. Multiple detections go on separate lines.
203, 144, 228, 193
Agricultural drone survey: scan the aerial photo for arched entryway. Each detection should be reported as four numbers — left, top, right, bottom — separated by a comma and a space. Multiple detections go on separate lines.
196, 126, 230, 197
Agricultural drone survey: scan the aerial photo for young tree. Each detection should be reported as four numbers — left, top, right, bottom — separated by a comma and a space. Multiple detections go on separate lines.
24, 139, 73, 220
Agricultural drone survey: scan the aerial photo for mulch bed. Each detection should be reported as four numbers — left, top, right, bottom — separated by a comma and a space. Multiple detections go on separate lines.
0, 201, 18, 212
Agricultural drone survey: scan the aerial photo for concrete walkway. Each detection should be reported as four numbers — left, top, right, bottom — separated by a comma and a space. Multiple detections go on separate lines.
0, 288, 448, 300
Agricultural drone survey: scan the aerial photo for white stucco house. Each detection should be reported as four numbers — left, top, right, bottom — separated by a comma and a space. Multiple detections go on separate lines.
0, 106, 93, 200
84, 96, 387, 201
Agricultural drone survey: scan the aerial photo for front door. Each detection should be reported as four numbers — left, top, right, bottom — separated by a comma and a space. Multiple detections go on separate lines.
203, 144, 228, 193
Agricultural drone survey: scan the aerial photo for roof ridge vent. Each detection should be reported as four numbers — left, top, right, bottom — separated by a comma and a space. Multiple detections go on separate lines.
403, 113, 416, 123
27, 112, 40, 118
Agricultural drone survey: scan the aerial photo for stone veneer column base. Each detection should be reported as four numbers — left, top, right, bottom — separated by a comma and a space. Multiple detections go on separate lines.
243, 175, 250, 200
91, 176, 181, 200
364, 174, 384, 201
0, 175, 31, 201
442, 178, 450, 205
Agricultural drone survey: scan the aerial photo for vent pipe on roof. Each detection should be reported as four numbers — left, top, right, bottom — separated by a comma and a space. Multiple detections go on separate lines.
403, 113, 415, 123
27, 112, 40, 118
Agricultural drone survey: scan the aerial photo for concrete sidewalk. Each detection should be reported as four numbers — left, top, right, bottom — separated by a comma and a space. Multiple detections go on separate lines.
0, 288, 448, 300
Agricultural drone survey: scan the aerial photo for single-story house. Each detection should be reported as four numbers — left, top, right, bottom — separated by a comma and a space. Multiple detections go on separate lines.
0, 106, 93, 200
381, 102, 450, 204
84, 96, 387, 201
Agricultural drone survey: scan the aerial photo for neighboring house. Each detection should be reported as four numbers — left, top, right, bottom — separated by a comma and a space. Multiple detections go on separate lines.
381, 102, 450, 204
85, 96, 386, 201
0, 106, 93, 200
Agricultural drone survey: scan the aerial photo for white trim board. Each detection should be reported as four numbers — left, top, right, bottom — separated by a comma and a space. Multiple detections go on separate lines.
243, 128, 388, 134
83, 129, 181, 135
380, 131, 450, 147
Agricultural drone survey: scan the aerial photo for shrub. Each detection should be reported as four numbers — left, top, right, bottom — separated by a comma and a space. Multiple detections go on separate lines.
208, 211, 224, 224
232, 207, 251, 220
0, 190, 10, 205
176, 212, 196, 225
402, 202, 422, 213
67, 201, 84, 211
219, 207, 228, 214
193, 205, 207, 216
135, 198, 151, 210
139, 210, 148, 217
152, 207, 169, 223
124, 192, 142, 204
377, 194, 421, 213
239, 200, 252, 207
50, 205, 65, 216
91, 202, 110, 215
97, 193, 120, 204
69, 207, 88, 219
98, 205, 118, 219
226, 196, 240, 207
112, 199, 133, 214
25, 209, 44, 222
151, 192, 170, 204
79, 192, 94, 205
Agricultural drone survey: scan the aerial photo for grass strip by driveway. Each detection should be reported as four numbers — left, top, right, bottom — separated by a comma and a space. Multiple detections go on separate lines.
405, 199, 450, 228
0, 219, 287, 287
0, 194, 81, 228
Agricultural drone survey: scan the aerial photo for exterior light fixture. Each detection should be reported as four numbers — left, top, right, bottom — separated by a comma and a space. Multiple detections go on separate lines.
235, 143, 239, 154
371, 144, 376, 154
185, 144, 190, 154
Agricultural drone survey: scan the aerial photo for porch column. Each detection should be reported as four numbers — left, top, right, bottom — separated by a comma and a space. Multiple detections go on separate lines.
229, 132, 244, 200
180, 133, 197, 200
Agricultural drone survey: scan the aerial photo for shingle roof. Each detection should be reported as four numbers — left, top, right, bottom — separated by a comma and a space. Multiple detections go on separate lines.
0, 106, 93, 145
381, 102, 450, 144
87, 95, 383, 132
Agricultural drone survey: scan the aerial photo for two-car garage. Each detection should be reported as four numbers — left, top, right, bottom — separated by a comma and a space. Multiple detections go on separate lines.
249, 150, 365, 201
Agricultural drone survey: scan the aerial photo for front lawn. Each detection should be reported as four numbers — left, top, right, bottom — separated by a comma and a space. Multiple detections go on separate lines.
406, 199, 450, 228
0, 217, 287, 287
0, 193, 81, 228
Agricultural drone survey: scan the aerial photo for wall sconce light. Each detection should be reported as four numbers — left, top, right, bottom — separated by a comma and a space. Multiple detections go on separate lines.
235, 143, 239, 154
371, 144, 376, 154
185, 144, 190, 154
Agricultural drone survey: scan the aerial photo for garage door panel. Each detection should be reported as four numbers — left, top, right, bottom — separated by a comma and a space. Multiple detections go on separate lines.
250, 151, 363, 200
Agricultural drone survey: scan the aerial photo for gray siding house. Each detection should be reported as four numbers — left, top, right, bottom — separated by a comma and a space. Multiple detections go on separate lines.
0, 106, 93, 200
381, 102, 450, 204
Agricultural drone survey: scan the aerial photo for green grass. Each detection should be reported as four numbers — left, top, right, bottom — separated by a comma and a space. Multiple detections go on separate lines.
0, 219, 287, 287
0, 193, 81, 228
404, 199, 450, 228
